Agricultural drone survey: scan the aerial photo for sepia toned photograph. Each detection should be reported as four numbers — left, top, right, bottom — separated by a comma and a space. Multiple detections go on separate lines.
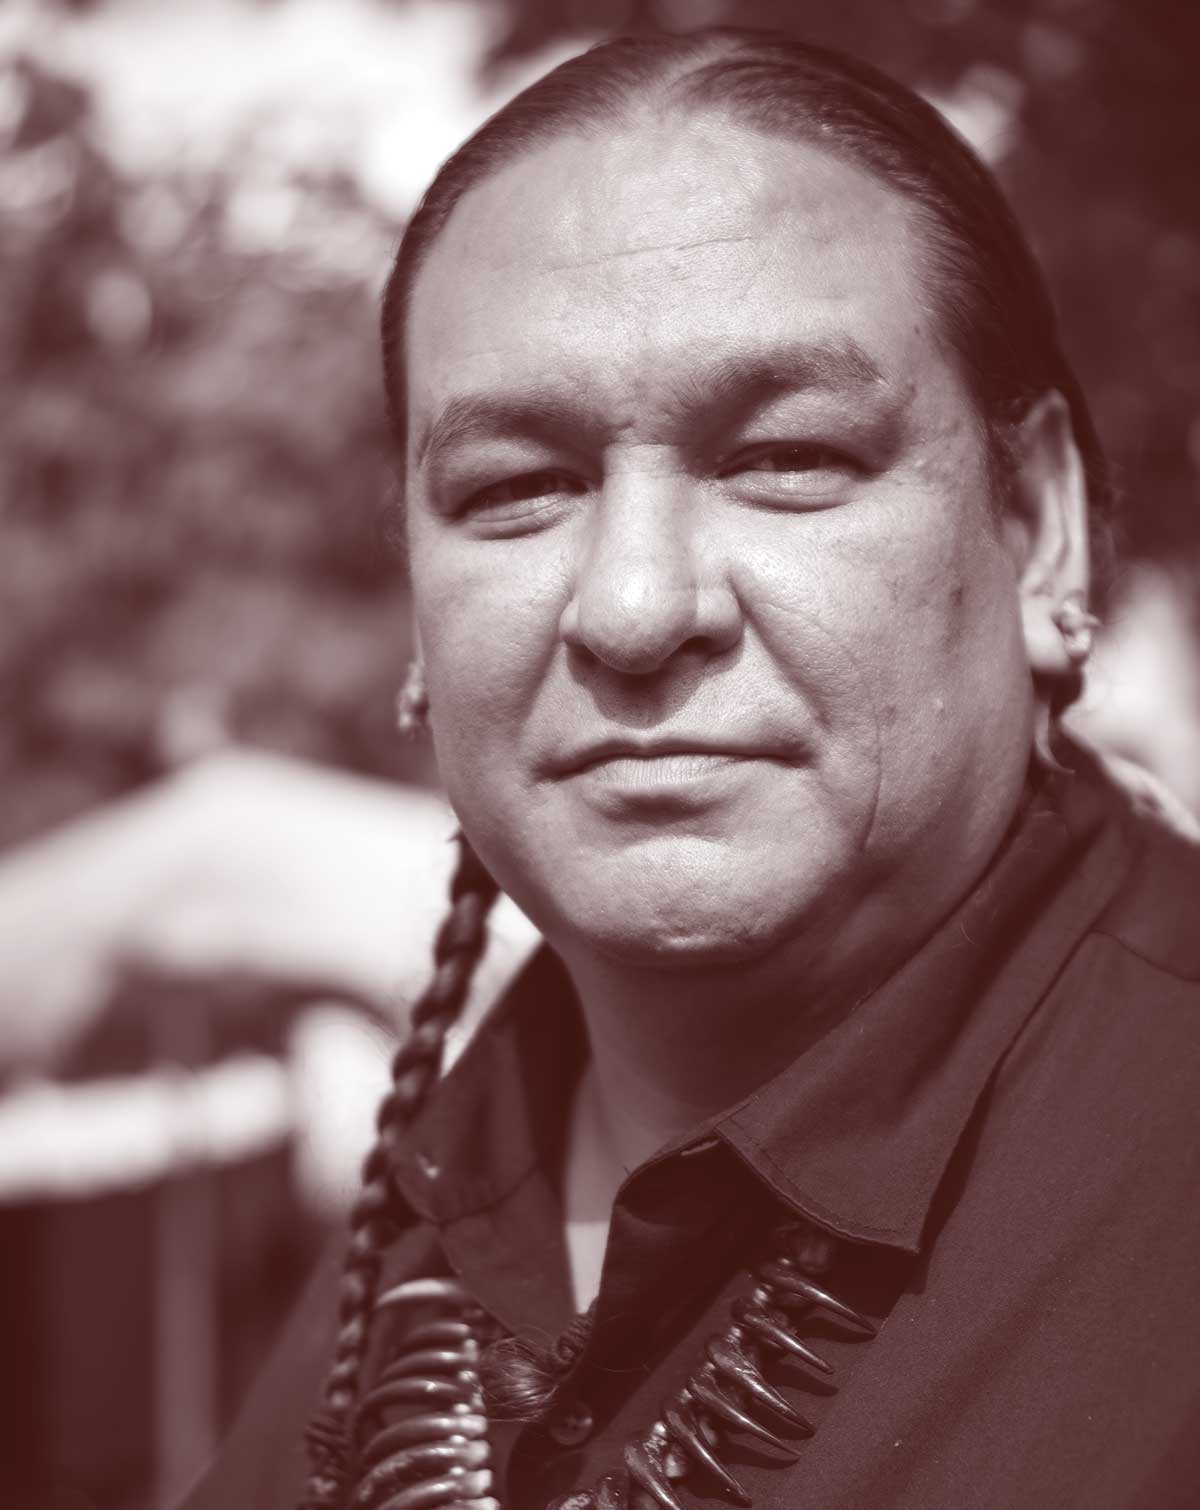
2, 2, 1198, 1508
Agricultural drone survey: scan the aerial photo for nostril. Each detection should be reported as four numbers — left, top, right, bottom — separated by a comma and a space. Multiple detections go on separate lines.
565, 607, 695, 676
560, 577, 742, 676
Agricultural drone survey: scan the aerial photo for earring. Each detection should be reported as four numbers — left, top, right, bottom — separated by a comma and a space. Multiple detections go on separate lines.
1051, 592, 1100, 667
395, 659, 429, 736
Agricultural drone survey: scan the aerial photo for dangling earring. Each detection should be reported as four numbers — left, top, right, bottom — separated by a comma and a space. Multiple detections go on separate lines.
1051, 591, 1100, 667
395, 659, 429, 736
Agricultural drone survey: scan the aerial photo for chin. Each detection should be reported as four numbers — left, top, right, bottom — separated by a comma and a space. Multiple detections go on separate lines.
464, 813, 853, 975
540, 849, 825, 972
584, 915, 780, 969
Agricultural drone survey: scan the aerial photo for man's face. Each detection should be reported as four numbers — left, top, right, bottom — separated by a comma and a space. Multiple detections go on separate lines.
404, 115, 1036, 975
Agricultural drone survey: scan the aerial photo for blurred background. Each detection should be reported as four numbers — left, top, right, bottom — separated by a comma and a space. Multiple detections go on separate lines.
1, 0, 1197, 1506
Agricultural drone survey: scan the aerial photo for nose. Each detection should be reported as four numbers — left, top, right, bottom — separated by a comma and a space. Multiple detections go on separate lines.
559, 471, 742, 675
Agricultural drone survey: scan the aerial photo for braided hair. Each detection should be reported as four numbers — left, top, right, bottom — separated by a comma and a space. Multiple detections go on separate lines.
300, 833, 499, 1508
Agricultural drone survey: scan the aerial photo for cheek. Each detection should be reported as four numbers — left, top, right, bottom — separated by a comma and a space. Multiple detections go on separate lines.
735, 511, 952, 710
411, 533, 569, 754
739, 496, 1016, 754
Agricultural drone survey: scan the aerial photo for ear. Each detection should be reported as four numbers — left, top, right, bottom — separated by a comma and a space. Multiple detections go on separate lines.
1002, 390, 1092, 679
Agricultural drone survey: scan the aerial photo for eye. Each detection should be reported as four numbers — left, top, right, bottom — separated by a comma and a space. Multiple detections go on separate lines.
729, 442, 854, 476
466, 468, 585, 512
720, 441, 861, 508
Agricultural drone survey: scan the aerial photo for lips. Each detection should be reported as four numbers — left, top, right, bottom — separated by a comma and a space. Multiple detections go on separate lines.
556, 736, 787, 776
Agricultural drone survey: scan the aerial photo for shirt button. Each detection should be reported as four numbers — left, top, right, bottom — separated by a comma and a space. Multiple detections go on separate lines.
546, 1399, 595, 1447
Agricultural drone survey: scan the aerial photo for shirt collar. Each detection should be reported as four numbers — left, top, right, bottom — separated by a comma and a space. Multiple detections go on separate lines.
392, 753, 1133, 1268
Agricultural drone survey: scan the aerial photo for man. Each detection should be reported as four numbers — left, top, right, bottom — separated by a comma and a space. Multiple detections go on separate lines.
184, 29, 1200, 1510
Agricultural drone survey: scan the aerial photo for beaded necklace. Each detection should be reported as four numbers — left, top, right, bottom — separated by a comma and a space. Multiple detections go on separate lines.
351, 1217, 876, 1510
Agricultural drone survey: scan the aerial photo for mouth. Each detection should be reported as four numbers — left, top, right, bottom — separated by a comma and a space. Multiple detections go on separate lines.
557, 738, 788, 777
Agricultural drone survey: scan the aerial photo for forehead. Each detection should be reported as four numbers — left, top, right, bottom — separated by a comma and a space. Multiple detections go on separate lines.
406, 114, 958, 444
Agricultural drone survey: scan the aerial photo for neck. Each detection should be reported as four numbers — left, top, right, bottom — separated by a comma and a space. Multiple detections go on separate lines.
559, 931, 878, 1174
557, 935, 878, 1310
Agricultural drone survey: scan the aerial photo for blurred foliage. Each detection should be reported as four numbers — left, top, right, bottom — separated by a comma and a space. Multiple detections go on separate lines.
0, 43, 425, 850
3, 0, 1199, 849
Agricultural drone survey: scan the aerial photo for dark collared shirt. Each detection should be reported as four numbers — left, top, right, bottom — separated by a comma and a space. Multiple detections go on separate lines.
184, 753, 1200, 1509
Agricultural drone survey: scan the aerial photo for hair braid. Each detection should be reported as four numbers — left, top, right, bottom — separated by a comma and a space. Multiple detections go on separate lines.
300, 833, 500, 1509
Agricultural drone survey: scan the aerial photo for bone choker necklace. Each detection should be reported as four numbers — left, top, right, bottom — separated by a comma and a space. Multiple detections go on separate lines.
345, 1217, 877, 1510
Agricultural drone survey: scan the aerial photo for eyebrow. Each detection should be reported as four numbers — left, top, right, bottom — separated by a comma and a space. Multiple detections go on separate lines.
412, 337, 886, 470
692, 338, 885, 412
413, 393, 572, 471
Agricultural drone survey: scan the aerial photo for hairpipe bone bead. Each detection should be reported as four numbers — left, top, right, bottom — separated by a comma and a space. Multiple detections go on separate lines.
358, 1277, 499, 1510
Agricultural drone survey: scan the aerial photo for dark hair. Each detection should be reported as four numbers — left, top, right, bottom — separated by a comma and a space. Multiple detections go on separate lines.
382, 26, 1113, 590
304, 28, 1115, 1504
301, 836, 500, 1507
